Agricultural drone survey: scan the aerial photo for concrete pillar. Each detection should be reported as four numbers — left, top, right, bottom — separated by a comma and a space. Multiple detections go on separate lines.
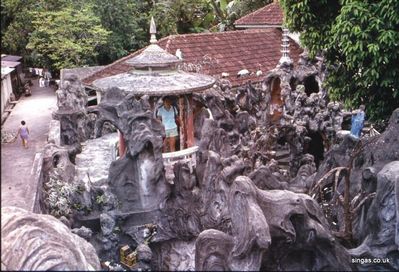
186, 94, 195, 147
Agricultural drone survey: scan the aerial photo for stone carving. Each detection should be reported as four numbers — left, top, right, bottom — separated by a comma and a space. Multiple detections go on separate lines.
92, 87, 168, 213
1, 206, 100, 271
310, 108, 399, 270
40, 143, 82, 217
152, 240, 196, 271
57, 75, 88, 112
54, 75, 89, 145
36, 55, 398, 271
71, 226, 93, 241
136, 243, 153, 270
195, 176, 353, 271
163, 161, 203, 239
349, 161, 399, 270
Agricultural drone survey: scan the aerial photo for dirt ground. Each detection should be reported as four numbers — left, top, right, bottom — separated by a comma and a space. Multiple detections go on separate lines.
1, 78, 57, 211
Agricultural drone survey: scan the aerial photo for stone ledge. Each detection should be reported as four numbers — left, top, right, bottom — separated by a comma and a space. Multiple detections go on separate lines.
47, 119, 60, 145
30, 152, 44, 213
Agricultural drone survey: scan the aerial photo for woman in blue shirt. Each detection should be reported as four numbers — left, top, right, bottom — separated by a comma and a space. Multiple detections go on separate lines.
157, 97, 179, 152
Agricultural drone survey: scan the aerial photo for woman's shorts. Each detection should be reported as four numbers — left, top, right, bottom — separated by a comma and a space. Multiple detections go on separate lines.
165, 127, 178, 137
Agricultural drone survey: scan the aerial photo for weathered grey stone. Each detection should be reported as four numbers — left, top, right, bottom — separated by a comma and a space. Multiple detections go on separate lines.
137, 243, 152, 262
54, 74, 90, 145
59, 215, 71, 228
47, 119, 61, 145
42, 37, 399, 272
349, 161, 399, 270
195, 176, 353, 271
72, 226, 93, 241
92, 88, 169, 215
75, 132, 119, 185
1, 206, 100, 271
155, 240, 196, 271
100, 212, 115, 236
40, 143, 81, 217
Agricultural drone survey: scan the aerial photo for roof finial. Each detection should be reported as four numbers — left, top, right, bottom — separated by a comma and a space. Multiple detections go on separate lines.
279, 27, 292, 66
150, 17, 157, 44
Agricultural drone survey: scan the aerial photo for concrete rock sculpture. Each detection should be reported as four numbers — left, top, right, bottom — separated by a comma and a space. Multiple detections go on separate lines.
1, 206, 100, 271
34, 47, 398, 271
54, 74, 89, 145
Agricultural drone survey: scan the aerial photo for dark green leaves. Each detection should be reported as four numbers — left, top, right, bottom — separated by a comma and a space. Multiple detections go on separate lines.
26, 7, 110, 70
281, 0, 399, 121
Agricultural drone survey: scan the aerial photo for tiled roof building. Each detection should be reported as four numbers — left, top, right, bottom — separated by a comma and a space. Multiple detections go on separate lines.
234, 0, 284, 28
83, 29, 302, 88
82, 0, 302, 88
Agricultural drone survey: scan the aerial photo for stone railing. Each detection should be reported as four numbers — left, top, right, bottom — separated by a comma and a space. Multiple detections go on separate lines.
162, 146, 199, 183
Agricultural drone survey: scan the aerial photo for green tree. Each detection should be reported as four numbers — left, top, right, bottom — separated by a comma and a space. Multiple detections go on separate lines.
1, 0, 78, 65
92, 0, 150, 64
208, 0, 271, 31
1, 0, 37, 57
281, 0, 399, 121
151, 0, 215, 36
26, 6, 110, 70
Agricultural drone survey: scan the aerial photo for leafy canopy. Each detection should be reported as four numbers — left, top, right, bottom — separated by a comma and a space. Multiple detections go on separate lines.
92, 0, 150, 64
26, 6, 110, 70
281, 0, 399, 121
2, 0, 273, 72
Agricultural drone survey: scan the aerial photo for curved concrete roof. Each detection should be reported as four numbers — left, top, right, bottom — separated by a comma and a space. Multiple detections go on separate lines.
92, 69, 215, 96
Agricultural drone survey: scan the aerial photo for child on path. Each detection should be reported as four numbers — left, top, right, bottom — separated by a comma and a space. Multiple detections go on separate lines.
17, 120, 30, 148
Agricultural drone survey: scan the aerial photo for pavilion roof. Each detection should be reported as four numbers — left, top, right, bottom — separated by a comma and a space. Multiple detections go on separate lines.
92, 18, 215, 96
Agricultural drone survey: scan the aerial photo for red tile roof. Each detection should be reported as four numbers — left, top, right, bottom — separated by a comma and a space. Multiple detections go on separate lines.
83, 28, 302, 87
234, 1, 283, 27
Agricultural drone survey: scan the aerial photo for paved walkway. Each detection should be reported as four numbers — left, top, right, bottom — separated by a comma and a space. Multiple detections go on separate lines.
1, 78, 57, 211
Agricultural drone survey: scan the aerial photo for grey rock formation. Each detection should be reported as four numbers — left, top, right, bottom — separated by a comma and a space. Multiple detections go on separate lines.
92, 87, 168, 214
1, 206, 100, 271
349, 161, 399, 270
136, 243, 153, 270
37, 55, 398, 271
72, 226, 93, 241
195, 176, 353, 271
153, 240, 196, 271
54, 74, 89, 145
314, 108, 399, 221
100, 212, 116, 236
308, 108, 399, 269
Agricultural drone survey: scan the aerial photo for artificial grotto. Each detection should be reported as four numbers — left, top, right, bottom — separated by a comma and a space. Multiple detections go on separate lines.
1, 20, 398, 272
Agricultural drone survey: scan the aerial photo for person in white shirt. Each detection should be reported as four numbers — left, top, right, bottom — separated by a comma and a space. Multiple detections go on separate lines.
44, 70, 52, 87
39, 76, 45, 88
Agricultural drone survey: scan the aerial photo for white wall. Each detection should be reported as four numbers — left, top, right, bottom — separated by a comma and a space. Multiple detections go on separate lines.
1, 74, 13, 116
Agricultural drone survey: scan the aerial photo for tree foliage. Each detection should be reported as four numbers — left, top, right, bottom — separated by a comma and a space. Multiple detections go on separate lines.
26, 7, 110, 70
1, 0, 37, 56
152, 0, 215, 35
92, 0, 150, 64
208, 0, 271, 31
281, 0, 399, 121
2, 0, 274, 73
